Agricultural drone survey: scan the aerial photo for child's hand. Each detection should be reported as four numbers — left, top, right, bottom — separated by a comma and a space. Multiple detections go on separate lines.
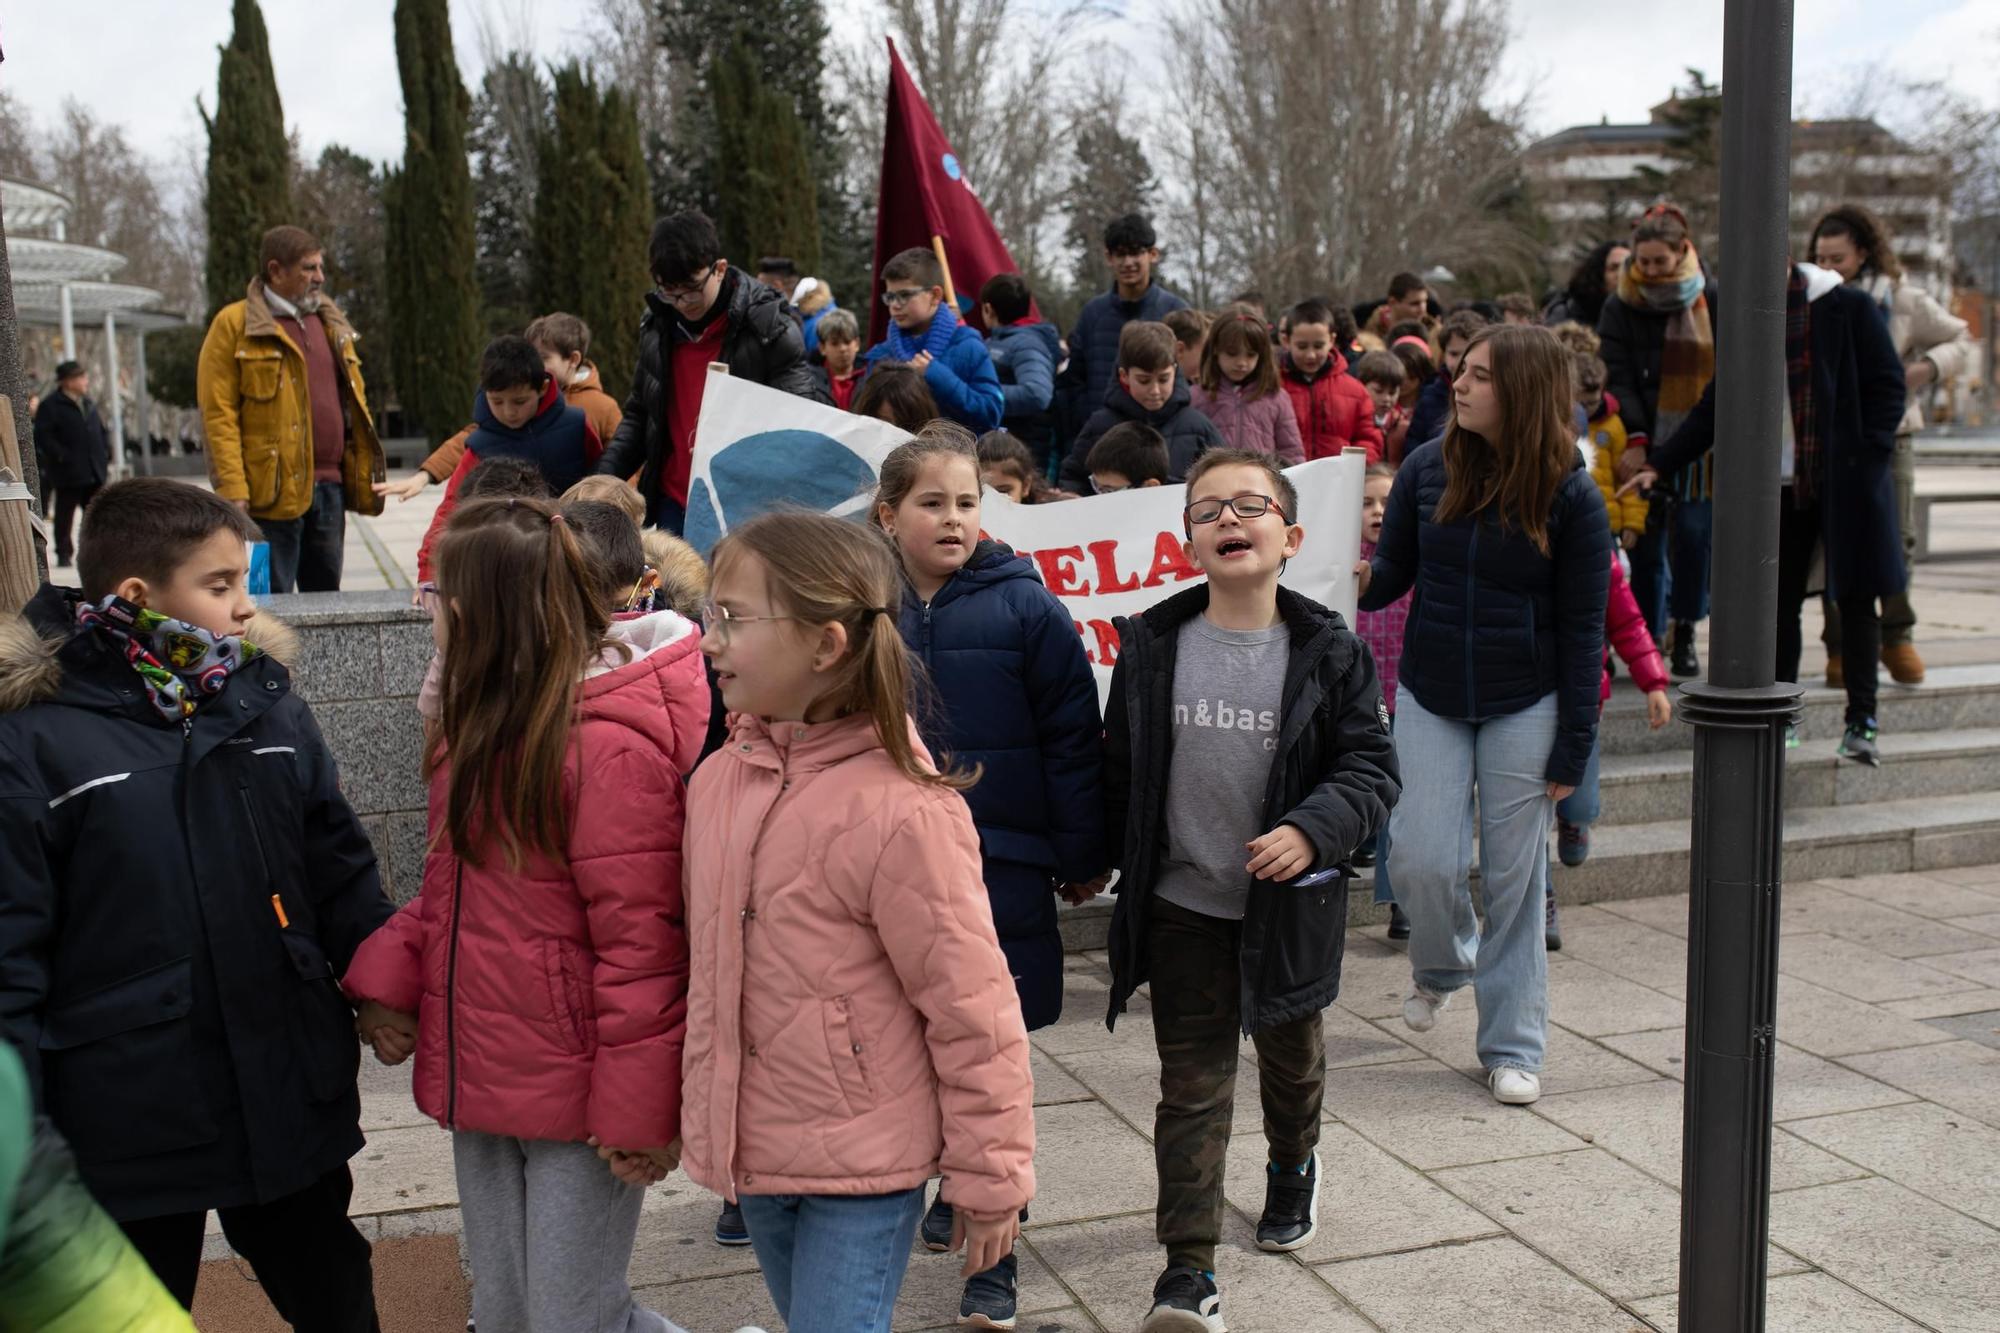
910, 351, 934, 373
374, 472, 431, 502
1352, 561, 1373, 597
1620, 528, 1640, 551
589, 1136, 680, 1187
1646, 689, 1673, 730
1547, 782, 1577, 801
1057, 872, 1112, 906
1246, 825, 1315, 881
951, 1209, 1021, 1278
355, 1001, 417, 1065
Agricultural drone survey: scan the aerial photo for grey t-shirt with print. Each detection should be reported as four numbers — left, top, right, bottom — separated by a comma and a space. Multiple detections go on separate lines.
1153, 615, 1290, 922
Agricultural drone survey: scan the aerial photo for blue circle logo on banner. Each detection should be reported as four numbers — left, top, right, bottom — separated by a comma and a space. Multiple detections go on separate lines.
941, 152, 962, 182
682, 430, 881, 555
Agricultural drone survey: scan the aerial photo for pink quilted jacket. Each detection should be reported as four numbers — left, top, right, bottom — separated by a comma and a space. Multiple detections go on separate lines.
1192, 379, 1306, 465
679, 711, 1036, 1222
343, 612, 709, 1150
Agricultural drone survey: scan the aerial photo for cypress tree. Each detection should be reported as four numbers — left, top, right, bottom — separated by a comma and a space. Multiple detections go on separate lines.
202, 0, 292, 316
530, 63, 652, 405
708, 36, 822, 276
385, 0, 482, 444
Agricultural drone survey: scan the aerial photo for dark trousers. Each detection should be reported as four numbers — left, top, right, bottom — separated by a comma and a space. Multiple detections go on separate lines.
647, 489, 688, 535
1148, 897, 1325, 1272
1627, 494, 1672, 641
1777, 489, 1879, 725
257, 480, 347, 593
1668, 496, 1713, 624
1822, 433, 1918, 651
118, 1165, 379, 1329
53, 483, 101, 564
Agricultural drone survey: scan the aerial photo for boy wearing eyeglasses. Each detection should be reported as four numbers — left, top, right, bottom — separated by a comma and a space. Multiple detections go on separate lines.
1101, 449, 1400, 1333
861, 247, 1004, 433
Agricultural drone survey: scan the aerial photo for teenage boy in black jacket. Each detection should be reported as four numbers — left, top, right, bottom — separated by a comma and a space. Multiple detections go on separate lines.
0, 478, 397, 1327
1103, 450, 1400, 1333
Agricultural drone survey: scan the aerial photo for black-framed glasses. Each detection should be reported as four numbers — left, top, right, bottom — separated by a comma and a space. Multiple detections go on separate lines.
699, 599, 798, 645
1184, 494, 1287, 525
881, 287, 927, 307
656, 266, 715, 304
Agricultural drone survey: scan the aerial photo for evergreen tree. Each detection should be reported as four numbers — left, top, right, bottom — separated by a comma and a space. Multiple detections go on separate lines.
295, 145, 394, 417
469, 55, 550, 338
385, 0, 483, 444
201, 0, 292, 315
708, 37, 822, 276
531, 63, 652, 405
1060, 109, 1159, 322
1635, 69, 1723, 244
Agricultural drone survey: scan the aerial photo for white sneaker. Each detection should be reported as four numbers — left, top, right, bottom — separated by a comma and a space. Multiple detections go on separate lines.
1489, 1067, 1541, 1105
1401, 982, 1453, 1032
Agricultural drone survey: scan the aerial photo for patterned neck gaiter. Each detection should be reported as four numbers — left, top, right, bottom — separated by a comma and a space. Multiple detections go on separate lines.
76, 596, 260, 721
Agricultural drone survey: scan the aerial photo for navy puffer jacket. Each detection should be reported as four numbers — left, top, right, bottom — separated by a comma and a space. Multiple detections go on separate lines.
1056, 281, 1189, 447
897, 541, 1106, 1030
1361, 440, 1612, 786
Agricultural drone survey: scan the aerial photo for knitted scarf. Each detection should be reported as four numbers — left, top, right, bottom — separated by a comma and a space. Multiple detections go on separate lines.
883, 304, 963, 363
1786, 266, 1820, 508
1616, 245, 1715, 500
77, 596, 259, 721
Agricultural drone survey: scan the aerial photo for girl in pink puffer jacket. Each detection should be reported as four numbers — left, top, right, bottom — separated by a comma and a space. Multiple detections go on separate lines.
666, 510, 1036, 1333
343, 497, 706, 1333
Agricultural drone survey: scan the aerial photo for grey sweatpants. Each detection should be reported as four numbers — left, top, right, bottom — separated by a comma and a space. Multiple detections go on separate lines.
453, 1131, 684, 1333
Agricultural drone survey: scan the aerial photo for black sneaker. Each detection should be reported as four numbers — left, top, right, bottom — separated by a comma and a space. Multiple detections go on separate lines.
1670, 621, 1700, 678
1387, 902, 1411, 941
1352, 841, 1377, 869
1142, 1267, 1225, 1333
920, 1186, 955, 1252
1255, 1150, 1319, 1252
1838, 719, 1880, 768
714, 1200, 751, 1247
957, 1249, 1017, 1329
1545, 884, 1563, 952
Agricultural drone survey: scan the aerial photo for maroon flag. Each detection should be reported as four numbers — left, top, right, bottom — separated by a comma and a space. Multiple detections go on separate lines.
871, 38, 1035, 344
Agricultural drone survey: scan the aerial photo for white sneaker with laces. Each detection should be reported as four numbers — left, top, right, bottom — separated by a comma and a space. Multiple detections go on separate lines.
1401, 982, 1453, 1032
1489, 1067, 1541, 1105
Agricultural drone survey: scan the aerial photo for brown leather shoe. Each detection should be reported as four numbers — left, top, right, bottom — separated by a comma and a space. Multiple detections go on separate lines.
1882, 642, 1925, 685
1825, 654, 1844, 690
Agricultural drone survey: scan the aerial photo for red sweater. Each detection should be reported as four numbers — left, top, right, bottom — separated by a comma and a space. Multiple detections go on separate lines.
1279, 351, 1385, 464
665, 318, 727, 503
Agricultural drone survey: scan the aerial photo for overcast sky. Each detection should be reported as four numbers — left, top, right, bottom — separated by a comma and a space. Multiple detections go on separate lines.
0, 1, 1993, 175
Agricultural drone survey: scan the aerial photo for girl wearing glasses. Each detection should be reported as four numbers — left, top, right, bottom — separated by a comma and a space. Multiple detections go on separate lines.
1358, 323, 1612, 1107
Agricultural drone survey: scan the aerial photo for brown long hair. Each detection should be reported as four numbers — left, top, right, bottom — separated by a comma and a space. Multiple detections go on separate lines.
870, 419, 979, 527
1199, 304, 1280, 400
430, 497, 613, 869
1434, 324, 1576, 556
710, 511, 976, 791
1810, 203, 1902, 280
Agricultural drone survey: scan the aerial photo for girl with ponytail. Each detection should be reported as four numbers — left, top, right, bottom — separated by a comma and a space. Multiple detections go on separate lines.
676, 509, 1038, 1333
343, 496, 710, 1333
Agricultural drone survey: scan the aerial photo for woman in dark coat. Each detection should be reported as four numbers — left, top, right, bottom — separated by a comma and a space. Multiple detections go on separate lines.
1630, 262, 1907, 763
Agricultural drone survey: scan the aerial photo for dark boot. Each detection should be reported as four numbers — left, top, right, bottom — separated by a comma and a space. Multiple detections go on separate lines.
1669, 621, 1700, 679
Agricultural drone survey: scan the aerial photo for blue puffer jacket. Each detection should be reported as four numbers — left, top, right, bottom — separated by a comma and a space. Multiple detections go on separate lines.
1057, 281, 1189, 443
1361, 440, 1612, 786
897, 540, 1107, 1030
865, 309, 1005, 432
1407, 372, 1453, 453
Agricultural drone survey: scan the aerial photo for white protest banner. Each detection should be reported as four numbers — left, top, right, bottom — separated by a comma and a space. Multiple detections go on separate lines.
683, 375, 1366, 701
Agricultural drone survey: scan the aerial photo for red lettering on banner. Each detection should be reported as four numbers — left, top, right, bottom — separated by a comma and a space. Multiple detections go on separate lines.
1088, 540, 1139, 594
1034, 546, 1089, 596
1088, 619, 1122, 664
1143, 532, 1202, 588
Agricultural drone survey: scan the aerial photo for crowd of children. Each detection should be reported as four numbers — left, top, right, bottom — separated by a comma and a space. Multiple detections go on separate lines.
9, 198, 1924, 1333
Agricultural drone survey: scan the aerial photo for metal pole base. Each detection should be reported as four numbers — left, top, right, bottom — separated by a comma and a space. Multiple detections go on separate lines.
1678, 680, 1803, 1331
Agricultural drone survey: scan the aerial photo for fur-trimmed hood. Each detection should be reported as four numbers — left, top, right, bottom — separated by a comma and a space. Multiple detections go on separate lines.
641, 530, 710, 620
0, 588, 299, 714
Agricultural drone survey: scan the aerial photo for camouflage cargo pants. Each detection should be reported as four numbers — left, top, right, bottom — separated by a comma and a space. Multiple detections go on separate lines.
1148, 898, 1326, 1272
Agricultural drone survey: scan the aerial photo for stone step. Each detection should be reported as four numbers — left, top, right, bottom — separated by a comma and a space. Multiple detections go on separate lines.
1596, 662, 2000, 757
1058, 789, 2000, 951
1592, 726, 2000, 826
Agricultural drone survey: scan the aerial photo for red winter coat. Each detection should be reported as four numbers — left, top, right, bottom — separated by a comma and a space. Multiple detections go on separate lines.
1603, 554, 1670, 704
1279, 351, 1386, 464
343, 612, 710, 1149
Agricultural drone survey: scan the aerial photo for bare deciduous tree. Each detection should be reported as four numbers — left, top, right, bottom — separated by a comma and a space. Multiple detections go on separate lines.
1158, 0, 1542, 303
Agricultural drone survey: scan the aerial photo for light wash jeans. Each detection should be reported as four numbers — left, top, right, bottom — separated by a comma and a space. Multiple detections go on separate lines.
738, 1188, 926, 1333
1386, 691, 1558, 1073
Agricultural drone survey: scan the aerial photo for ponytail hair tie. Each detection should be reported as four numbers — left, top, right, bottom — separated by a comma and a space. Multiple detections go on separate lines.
550, 511, 566, 525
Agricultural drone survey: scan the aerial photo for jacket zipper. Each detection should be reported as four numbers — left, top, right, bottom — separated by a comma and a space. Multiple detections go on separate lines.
445, 861, 465, 1126
1463, 522, 1480, 718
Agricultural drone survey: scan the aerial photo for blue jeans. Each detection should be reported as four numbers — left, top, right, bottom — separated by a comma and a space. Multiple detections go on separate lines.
1669, 497, 1713, 624
1628, 497, 1671, 641
1386, 691, 1557, 1073
738, 1189, 925, 1333
1556, 736, 1602, 827
256, 479, 346, 593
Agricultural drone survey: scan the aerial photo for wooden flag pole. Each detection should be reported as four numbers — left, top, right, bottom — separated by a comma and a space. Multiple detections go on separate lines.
931, 235, 959, 316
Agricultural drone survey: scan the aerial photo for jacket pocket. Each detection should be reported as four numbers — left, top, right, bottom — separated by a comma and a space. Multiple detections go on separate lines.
39, 957, 218, 1160
542, 939, 595, 1056
244, 442, 284, 510
822, 995, 876, 1113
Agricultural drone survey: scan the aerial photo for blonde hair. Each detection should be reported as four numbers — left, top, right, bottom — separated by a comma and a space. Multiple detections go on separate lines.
711, 512, 975, 791
559, 474, 645, 526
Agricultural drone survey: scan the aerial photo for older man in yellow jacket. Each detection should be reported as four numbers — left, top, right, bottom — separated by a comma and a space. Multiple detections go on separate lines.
197, 225, 383, 593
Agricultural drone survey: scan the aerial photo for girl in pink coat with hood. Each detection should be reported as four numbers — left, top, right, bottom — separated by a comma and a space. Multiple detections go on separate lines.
343, 497, 708, 1333
633, 510, 1034, 1333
